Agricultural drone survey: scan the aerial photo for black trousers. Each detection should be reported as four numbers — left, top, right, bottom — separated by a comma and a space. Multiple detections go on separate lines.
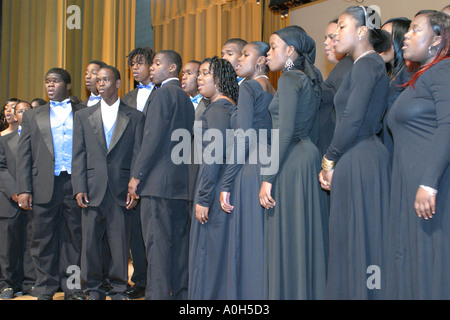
0, 209, 35, 293
129, 202, 147, 288
80, 187, 132, 299
30, 172, 82, 297
140, 196, 190, 300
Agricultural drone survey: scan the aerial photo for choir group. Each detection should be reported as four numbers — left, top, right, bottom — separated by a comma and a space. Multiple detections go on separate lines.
0, 5, 449, 301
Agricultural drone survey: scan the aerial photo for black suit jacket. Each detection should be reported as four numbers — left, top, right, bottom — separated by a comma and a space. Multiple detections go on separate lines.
16, 102, 86, 204
121, 88, 139, 109
0, 132, 20, 217
122, 87, 154, 112
132, 80, 195, 200
188, 97, 210, 201
71, 101, 145, 207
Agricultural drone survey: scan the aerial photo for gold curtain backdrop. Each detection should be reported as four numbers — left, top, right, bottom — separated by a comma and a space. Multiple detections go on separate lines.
0, 0, 136, 104
150, 0, 289, 88
0, 0, 288, 104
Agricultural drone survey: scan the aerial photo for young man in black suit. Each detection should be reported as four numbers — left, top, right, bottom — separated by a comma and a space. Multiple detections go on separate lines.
128, 50, 195, 300
82, 60, 107, 107
16, 68, 86, 300
121, 47, 156, 299
122, 47, 156, 112
0, 101, 35, 299
72, 65, 144, 300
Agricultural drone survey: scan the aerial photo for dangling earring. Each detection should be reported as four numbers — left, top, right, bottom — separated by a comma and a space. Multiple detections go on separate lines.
428, 45, 433, 55
285, 56, 294, 71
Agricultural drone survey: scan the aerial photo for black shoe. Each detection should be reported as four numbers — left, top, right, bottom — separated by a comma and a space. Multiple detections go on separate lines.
65, 291, 86, 300
37, 294, 53, 300
87, 293, 106, 300
0, 288, 15, 300
22, 286, 36, 297
110, 293, 130, 300
125, 284, 145, 299
101, 284, 112, 295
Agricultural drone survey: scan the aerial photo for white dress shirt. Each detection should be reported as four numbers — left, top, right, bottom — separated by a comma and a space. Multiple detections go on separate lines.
101, 98, 120, 132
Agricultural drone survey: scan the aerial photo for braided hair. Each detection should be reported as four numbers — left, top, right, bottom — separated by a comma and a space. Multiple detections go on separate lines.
127, 47, 156, 66
208, 56, 239, 104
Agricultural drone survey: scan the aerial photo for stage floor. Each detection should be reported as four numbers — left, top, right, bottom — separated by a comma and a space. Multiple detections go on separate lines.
9, 262, 144, 300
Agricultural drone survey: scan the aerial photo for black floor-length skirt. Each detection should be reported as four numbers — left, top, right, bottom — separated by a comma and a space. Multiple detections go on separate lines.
326, 136, 391, 300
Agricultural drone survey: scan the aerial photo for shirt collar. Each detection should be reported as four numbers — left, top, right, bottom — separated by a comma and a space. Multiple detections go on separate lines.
101, 98, 120, 110
161, 77, 179, 86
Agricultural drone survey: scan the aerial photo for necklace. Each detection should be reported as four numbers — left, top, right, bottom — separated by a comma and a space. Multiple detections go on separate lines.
254, 75, 269, 80
353, 50, 376, 64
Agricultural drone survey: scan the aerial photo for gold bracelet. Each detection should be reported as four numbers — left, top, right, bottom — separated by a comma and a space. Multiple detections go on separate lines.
321, 155, 335, 171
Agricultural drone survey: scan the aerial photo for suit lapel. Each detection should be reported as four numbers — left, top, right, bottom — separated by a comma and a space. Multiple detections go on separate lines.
6, 133, 19, 158
36, 105, 54, 158
129, 89, 138, 109
108, 104, 130, 154
88, 105, 108, 153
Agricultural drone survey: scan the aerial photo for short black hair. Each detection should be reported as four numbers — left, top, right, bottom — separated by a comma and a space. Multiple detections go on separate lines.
188, 60, 202, 66
46, 68, 72, 84
158, 50, 183, 75
127, 47, 156, 66
14, 100, 32, 114
31, 98, 47, 106
99, 65, 121, 81
224, 38, 248, 52
88, 60, 107, 68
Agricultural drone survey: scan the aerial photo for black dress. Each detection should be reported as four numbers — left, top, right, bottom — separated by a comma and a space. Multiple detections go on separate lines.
188, 98, 234, 300
219, 80, 273, 300
317, 55, 353, 157
386, 59, 450, 300
263, 70, 328, 300
380, 64, 412, 161
325, 52, 391, 299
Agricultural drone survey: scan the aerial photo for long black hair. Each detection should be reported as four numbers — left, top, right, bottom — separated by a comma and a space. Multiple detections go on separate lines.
382, 17, 411, 79
207, 56, 239, 104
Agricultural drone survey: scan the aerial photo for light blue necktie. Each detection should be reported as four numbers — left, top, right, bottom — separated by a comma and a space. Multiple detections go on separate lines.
191, 94, 202, 105
137, 83, 154, 90
89, 95, 101, 102
50, 100, 70, 108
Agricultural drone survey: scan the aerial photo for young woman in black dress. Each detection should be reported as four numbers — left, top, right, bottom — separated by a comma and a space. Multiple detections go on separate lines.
379, 17, 417, 159
318, 6, 391, 299
188, 57, 239, 300
386, 10, 450, 300
259, 25, 328, 300
218, 41, 274, 299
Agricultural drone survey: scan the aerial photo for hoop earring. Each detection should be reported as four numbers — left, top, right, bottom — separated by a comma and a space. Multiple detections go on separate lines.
254, 64, 263, 73
285, 57, 294, 71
